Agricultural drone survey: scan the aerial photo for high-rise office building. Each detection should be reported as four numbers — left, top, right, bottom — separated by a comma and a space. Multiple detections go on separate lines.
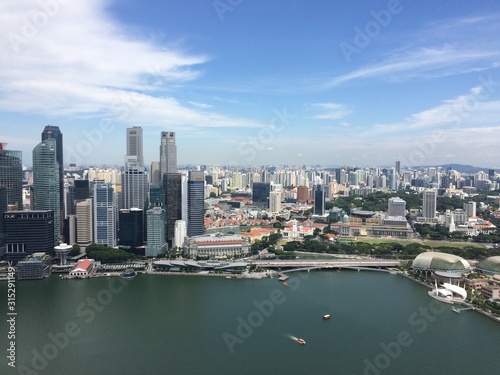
76, 198, 93, 246
313, 184, 325, 215
118, 208, 144, 248
388, 197, 406, 217
0, 187, 7, 251
160, 131, 177, 176
123, 127, 148, 210
3, 210, 54, 263
422, 190, 437, 220
126, 126, 143, 166
395, 161, 401, 175
94, 180, 117, 247
41, 125, 64, 238
145, 207, 167, 257
150, 161, 161, 185
0, 143, 23, 209
122, 164, 148, 210
74, 180, 90, 200
164, 173, 182, 245
489, 169, 495, 181
188, 171, 205, 237
252, 182, 271, 207
33, 138, 60, 243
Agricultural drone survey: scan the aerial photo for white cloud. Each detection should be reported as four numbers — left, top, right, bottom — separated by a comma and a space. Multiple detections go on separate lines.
0, 1, 262, 129
188, 101, 213, 109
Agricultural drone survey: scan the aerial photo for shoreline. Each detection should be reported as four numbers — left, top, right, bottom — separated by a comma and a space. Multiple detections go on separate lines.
397, 271, 500, 324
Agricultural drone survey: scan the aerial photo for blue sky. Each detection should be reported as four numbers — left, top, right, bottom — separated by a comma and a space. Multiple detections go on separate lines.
1, 0, 500, 168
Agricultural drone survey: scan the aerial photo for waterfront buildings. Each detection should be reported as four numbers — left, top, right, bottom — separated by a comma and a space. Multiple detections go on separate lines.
313, 185, 325, 215
17, 252, 52, 280
145, 207, 167, 257
69, 259, 96, 278
32, 138, 60, 243
183, 233, 250, 259
3, 210, 54, 263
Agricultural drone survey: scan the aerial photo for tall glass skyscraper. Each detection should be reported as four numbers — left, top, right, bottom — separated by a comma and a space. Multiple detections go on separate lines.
187, 170, 205, 237
164, 173, 182, 245
313, 184, 325, 216
41, 126, 64, 224
94, 180, 117, 247
123, 127, 148, 210
252, 182, 270, 207
0, 143, 23, 209
33, 138, 60, 243
160, 131, 177, 177
145, 207, 167, 257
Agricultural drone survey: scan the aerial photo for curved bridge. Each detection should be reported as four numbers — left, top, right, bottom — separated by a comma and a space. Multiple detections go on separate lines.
250, 259, 402, 270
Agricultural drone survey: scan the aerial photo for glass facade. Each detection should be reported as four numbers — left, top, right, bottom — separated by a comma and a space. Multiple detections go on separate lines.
33, 138, 60, 243
0, 146, 23, 209
188, 171, 204, 237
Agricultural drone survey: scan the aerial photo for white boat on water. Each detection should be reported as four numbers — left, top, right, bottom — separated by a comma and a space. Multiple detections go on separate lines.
428, 280, 466, 304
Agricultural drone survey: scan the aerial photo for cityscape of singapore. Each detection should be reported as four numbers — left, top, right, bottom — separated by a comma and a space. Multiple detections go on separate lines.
2, 1, 500, 374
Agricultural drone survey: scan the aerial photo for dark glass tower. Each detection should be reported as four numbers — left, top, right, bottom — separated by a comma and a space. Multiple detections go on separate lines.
164, 173, 182, 245
187, 171, 204, 237
118, 208, 144, 248
252, 182, 270, 208
314, 185, 325, 215
41, 126, 63, 200
3, 210, 55, 263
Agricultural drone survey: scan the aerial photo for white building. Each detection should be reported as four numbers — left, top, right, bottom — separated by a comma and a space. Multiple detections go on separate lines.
269, 190, 281, 214
183, 233, 250, 259
174, 220, 187, 249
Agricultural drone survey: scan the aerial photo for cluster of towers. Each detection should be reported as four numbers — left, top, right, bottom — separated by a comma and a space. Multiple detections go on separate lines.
0, 125, 207, 263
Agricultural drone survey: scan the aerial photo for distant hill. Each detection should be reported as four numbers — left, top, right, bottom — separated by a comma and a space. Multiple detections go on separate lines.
430, 164, 491, 174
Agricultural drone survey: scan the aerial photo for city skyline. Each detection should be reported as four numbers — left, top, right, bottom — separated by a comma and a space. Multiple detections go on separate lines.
1, 1, 500, 167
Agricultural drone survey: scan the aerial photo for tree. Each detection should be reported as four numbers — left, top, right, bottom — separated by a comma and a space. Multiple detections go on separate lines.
69, 244, 81, 257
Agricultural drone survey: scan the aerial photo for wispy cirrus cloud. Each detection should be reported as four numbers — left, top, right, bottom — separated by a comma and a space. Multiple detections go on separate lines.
325, 14, 500, 88
309, 102, 352, 120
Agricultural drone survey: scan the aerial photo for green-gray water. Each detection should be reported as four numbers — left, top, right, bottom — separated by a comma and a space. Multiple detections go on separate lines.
2, 271, 500, 374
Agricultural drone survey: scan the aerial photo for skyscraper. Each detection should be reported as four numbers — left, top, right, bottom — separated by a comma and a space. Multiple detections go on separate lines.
41, 126, 64, 229
422, 190, 437, 220
145, 207, 167, 257
187, 170, 205, 237
252, 182, 270, 207
126, 126, 143, 166
123, 127, 148, 211
76, 198, 93, 246
33, 138, 60, 243
173, 219, 187, 249
0, 143, 23, 209
118, 208, 144, 248
94, 180, 117, 247
313, 184, 325, 215
164, 173, 182, 245
160, 131, 177, 176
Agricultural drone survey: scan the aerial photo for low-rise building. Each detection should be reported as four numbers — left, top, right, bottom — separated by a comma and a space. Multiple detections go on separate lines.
183, 233, 250, 259
17, 252, 52, 280
69, 259, 96, 278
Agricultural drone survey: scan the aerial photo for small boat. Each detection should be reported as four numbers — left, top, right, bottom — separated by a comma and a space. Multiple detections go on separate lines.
322, 314, 331, 320
225, 276, 232, 279
282, 282, 288, 286
296, 338, 306, 345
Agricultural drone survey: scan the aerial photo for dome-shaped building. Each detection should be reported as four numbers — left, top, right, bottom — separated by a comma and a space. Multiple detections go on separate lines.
475, 256, 500, 276
412, 252, 471, 273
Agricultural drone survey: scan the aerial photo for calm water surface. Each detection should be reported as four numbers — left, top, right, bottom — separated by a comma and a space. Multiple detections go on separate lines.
1, 271, 500, 374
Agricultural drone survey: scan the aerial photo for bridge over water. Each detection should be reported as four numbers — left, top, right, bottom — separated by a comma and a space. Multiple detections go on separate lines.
250, 259, 402, 270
